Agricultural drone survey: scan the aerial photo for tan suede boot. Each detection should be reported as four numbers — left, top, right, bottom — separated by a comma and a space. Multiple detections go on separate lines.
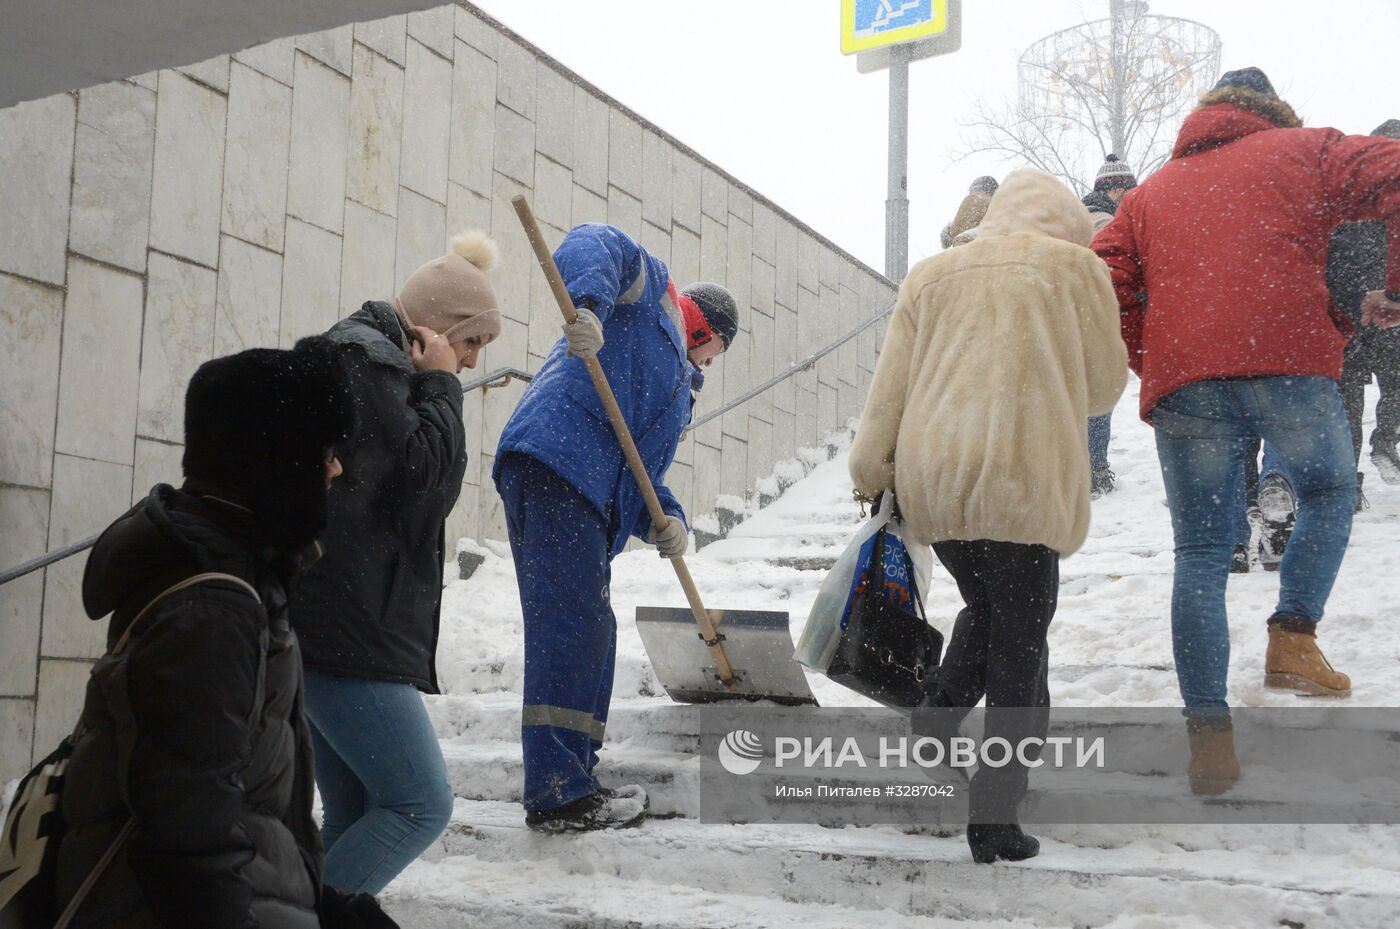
1264, 622, 1351, 697
1186, 721, 1240, 796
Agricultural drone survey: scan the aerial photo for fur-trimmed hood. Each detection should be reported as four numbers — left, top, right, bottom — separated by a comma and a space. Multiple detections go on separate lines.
1173, 88, 1303, 160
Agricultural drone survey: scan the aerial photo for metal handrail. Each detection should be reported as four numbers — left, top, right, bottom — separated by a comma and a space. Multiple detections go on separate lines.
0, 304, 894, 587
685, 302, 893, 433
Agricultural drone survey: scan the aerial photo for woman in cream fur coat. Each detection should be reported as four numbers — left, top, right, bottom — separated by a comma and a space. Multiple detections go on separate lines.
849, 168, 1127, 863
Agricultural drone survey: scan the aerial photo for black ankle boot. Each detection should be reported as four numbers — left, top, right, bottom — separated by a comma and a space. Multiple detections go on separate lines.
967, 823, 1040, 864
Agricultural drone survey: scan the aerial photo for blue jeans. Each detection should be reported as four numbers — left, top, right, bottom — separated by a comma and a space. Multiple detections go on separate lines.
497, 454, 618, 812
1088, 413, 1112, 471
1152, 377, 1355, 712
303, 671, 454, 894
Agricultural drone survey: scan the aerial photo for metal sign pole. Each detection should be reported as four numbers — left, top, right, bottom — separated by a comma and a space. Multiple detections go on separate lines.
885, 49, 910, 281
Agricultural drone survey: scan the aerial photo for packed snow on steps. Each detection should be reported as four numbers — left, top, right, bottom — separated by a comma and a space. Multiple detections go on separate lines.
392, 374, 1400, 928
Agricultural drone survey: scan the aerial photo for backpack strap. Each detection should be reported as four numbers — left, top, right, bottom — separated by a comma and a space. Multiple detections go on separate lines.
54, 573, 261, 929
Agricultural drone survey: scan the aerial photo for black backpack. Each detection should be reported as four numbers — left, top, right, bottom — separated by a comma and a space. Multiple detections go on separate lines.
0, 573, 260, 929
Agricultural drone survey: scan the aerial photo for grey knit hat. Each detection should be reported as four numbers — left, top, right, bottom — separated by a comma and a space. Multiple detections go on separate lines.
1373, 119, 1400, 140
1094, 154, 1138, 192
969, 176, 999, 196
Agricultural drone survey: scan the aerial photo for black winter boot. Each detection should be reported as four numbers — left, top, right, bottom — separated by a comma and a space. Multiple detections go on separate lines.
1230, 544, 1251, 574
1355, 472, 1370, 513
967, 823, 1041, 864
1371, 442, 1400, 485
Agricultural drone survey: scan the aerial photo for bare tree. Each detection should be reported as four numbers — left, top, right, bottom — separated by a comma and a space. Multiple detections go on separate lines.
956, 1, 1221, 194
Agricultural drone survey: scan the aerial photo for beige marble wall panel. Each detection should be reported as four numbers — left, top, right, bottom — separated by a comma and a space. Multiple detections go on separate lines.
671, 151, 701, 235
0, 274, 63, 488
395, 187, 447, 291
747, 308, 774, 425
746, 419, 772, 491
607, 112, 642, 198
356, 15, 408, 65
339, 202, 396, 317
283, 218, 345, 343
448, 182, 493, 237
33, 660, 93, 771
535, 64, 574, 168
54, 260, 143, 465
489, 172, 533, 326
701, 167, 727, 223
571, 184, 606, 230
0, 698, 35, 783
719, 433, 747, 499
0, 486, 48, 696
572, 87, 608, 196
215, 235, 283, 355
728, 185, 753, 227
725, 215, 752, 318
699, 214, 727, 283
751, 202, 776, 265
70, 81, 156, 272
0, 95, 75, 285
772, 301, 797, 414
137, 253, 217, 443
493, 104, 535, 188
607, 187, 641, 238
692, 442, 721, 519
177, 55, 230, 92
41, 454, 132, 660
496, 38, 536, 120
449, 41, 496, 198
774, 220, 798, 309
235, 36, 296, 85
444, 479, 480, 552
532, 155, 571, 232
132, 438, 185, 504
663, 460, 693, 521
297, 26, 353, 75
149, 72, 226, 269
346, 43, 404, 216
458, 381, 484, 487
771, 408, 797, 471
408, 6, 455, 59
670, 225, 700, 289
639, 222, 670, 269
287, 53, 351, 234
796, 232, 820, 295
454, 5, 499, 59
640, 133, 673, 231
401, 39, 452, 204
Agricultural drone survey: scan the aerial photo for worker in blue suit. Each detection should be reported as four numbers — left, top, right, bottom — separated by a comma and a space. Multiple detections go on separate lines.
494, 223, 739, 833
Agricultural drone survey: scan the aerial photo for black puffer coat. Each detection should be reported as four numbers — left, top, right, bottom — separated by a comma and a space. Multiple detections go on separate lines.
57, 486, 322, 929
291, 302, 467, 692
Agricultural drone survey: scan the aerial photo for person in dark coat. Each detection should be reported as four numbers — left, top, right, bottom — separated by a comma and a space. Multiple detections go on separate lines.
493, 223, 738, 833
290, 232, 501, 893
1093, 67, 1400, 796
54, 338, 396, 929
1331, 119, 1400, 495
1083, 154, 1139, 498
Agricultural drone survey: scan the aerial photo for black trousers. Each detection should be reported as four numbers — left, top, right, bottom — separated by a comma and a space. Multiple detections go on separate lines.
923, 539, 1059, 823
1340, 327, 1400, 462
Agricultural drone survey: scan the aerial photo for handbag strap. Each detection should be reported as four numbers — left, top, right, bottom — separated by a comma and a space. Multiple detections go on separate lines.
54, 573, 261, 929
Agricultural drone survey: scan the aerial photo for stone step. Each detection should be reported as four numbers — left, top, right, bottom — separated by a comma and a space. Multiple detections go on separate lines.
389, 798, 1400, 928
440, 732, 1398, 831
385, 850, 1017, 929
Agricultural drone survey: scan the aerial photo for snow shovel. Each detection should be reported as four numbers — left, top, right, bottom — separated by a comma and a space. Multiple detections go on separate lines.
511, 196, 816, 706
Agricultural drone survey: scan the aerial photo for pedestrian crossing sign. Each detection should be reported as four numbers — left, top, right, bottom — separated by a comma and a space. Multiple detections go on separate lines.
841, 0, 949, 55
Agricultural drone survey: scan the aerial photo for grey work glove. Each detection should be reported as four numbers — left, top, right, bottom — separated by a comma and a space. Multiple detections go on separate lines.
562, 307, 604, 358
646, 515, 688, 558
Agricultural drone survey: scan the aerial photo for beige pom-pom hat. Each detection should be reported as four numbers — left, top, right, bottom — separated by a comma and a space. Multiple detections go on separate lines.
392, 230, 502, 346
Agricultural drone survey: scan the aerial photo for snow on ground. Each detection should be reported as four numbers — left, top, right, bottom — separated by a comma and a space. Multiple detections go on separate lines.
418, 374, 1400, 928
439, 374, 1400, 710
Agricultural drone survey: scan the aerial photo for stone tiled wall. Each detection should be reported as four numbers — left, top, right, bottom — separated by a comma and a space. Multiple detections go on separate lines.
0, 1, 894, 781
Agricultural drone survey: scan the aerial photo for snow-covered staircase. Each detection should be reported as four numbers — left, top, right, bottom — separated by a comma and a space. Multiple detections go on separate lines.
389, 381, 1400, 928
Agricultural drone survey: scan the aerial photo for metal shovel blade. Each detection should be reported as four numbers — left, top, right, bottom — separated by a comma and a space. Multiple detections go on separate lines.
635, 606, 818, 706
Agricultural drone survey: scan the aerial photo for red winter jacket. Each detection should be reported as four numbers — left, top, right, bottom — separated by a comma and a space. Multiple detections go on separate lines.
1093, 104, 1400, 420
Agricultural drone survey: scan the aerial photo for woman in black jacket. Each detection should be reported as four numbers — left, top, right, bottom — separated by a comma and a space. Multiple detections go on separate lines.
290, 232, 501, 894
55, 339, 393, 928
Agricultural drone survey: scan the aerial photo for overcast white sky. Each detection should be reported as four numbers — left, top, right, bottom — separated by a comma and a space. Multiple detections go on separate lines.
473, 0, 1400, 277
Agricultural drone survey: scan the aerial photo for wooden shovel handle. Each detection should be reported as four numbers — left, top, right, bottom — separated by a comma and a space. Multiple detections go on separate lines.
511, 197, 736, 686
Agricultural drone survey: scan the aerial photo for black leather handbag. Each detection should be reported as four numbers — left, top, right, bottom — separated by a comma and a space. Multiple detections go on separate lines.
826, 525, 942, 709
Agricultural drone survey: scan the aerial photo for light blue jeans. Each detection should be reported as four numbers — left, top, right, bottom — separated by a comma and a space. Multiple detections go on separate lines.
303, 670, 454, 894
1153, 377, 1355, 712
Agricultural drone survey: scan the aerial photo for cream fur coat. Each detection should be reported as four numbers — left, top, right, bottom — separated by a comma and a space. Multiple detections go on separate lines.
849, 169, 1128, 555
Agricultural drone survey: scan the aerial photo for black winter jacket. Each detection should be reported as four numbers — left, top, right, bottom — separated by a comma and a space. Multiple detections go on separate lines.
291, 302, 467, 692
57, 486, 322, 929
1328, 220, 1390, 324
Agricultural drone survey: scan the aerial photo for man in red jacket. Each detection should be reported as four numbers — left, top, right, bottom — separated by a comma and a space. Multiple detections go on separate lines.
1094, 67, 1400, 795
